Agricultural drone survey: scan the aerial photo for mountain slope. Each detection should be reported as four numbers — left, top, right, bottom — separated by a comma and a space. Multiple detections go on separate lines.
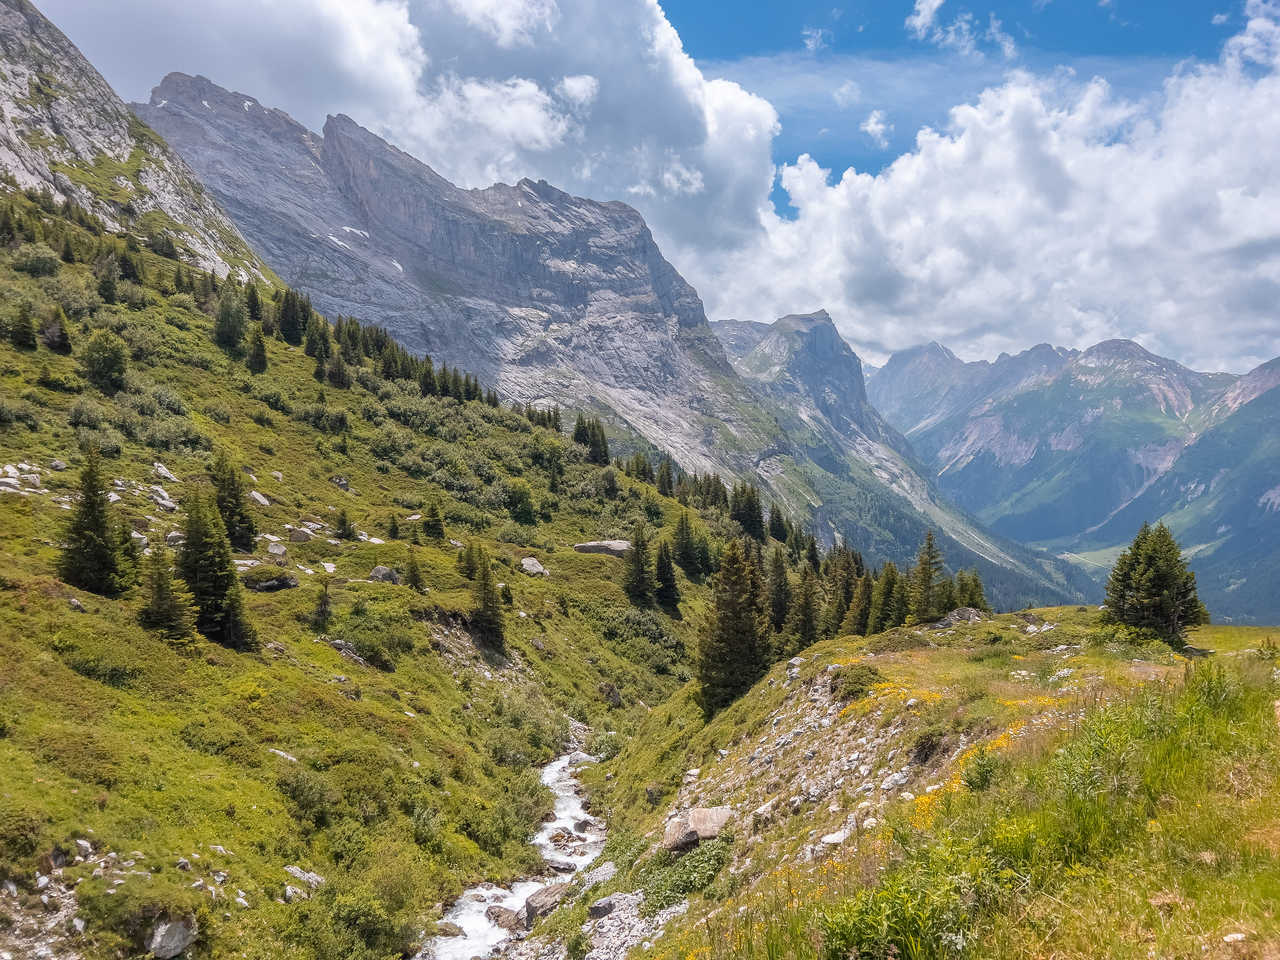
134, 74, 1084, 610
0, 0, 261, 275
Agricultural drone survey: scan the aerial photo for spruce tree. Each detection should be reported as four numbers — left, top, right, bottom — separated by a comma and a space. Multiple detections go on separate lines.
7, 303, 36, 349
908, 530, 944, 623
405, 545, 425, 593
457, 541, 480, 579
138, 546, 197, 640
209, 450, 257, 552
656, 459, 674, 497
470, 548, 505, 649
768, 504, 788, 542
839, 574, 873, 636
672, 510, 699, 574
766, 545, 792, 632
422, 501, 446, 541
57, 452, 126, 596
866, 562, 899, 635
783, 565, 820, 658
954, 570, 990, 612
245, 283, 263, 326
655, 540, 679, 604
622, 522, 654, 603
177, 495, 257, 650
1104, 522, 1206, 644
388, 514, 400, 540
310, 578, 333, 632
213, 290, 247, 350
697, 539, 766, 713
246, 324, 268, 373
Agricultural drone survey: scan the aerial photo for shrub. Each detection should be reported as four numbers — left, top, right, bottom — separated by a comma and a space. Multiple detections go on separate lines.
80, 329, 129, 392
12, 242, 60, 276
832, 663, 884, 701
639, 835, 733, 915
278, 766, 337, 827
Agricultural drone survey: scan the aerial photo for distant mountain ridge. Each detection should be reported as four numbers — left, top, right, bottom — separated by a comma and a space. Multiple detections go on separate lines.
869, 335, 1280, 622
134, 74, 1087, 608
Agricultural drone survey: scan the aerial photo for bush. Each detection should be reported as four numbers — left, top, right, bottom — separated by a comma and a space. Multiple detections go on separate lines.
0, 399, 39, 431
12, 242, 60, 276
80, 329, 129, 392
638, 835, 733, 915
832, 663, 883, 701
278, 766, 337, 827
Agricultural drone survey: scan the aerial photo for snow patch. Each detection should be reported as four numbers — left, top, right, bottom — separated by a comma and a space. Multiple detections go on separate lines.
1260, 485, 1280, 513
341, 226, 370, 240
201, 100, 212, 111
242, 100, 253, 112
391, 259, 403, 273
155, 99, 167, 109
326, 235, 350, 250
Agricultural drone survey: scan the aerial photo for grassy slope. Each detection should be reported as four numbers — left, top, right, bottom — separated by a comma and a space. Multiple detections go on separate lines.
0, 186, 711, 957
562, 608, 1280, 960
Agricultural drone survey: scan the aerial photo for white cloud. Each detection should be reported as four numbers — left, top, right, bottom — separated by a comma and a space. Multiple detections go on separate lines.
987, 13, 1017, 59
860, 109, 891, 147
802, 27, 832, 52
1213, 11, 1230, 24
833, 79, 861, 108
906, 0, 947, 38
557, 74, 599, 108
441, 0, 558, 47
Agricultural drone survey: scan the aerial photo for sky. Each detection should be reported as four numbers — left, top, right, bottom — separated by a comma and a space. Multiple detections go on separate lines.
40, 0, 1280, 372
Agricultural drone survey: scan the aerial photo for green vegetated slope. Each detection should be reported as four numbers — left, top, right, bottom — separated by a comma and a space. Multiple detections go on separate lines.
0, 184, 714, 958
567, 608, 1280, 960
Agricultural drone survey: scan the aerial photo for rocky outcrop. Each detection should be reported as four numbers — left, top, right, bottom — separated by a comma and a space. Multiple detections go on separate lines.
573, 541, 630, 558
147, 915, 198, 959
523, 882, 570, 927
0, 2, 260, 275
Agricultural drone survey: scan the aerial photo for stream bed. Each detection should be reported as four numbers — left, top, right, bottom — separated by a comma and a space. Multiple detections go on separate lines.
421, 751, 605, 960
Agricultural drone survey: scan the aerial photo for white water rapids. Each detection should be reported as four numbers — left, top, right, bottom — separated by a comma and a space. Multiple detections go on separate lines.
421, 751, 605, 960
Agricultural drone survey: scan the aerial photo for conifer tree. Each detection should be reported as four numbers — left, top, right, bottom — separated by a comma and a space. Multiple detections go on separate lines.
422, 501, 446, 541
334, 509, 356, 541
766, 545, 792, 632
457, 541, 480, 579
138, 546, 197, 640
954, 569, 990, 612
7, 304, 36, 349
326, 352, 351, 389
656, 459, 674, 497
697, 539, 767, 713
213, 289, 247, 350
1103, 522, 1206, 644
866, 562, 900, 635
622, 522, 654, 603
805, 535, 821, 572
57, 452, 127, 596
177, 495, 257, 650
908, 530, 944, 623
310, 577, 333, 632
40, 307, 71, 354
890, 574, 911, 628
587, 419, 610, 465
60, 235, 75, 263
388, 514, 400, 540
768, 504, 788, 542
246, 324, 268, 373
470, 547, 504, 649
672, 510, 699, 574
839, 574, 873, 636
209, 450, 257, 552
783, 565, 820, 658
405, 545, 425, 593
245, 283, 262, 326
655, 540, 679, 604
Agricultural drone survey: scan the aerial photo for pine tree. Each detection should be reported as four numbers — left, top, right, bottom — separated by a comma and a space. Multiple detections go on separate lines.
310, 578, 333, 632
334, 509, 356, 540
783, 565, 820, 658
57, 452, 127, 596
213, 289, 247, 350
656, 459, 674, 497
405, 545, 425, 593
470, 548, 505, 649
422, 501, 446, 541
766, 545, 792, 632
954, 570, 990, 612
209, 450, 257, 552
672, 510, 699, 574
246, 324, 268, 373
908, 530, 944, 623
697, 539, 767, 713
839, 574, 873, 636
457, 541, 480, 579
177, 495, 257, 650
866, 562, 899, 635
622, 522, 654, 603
138, 546, 197, 640
655, 540, 679, 604
245, 283, 262, 326
1104, 522, 1207, 644
388, 514, 400, 540
326, 352, 351, 389
768, 504, 788, 542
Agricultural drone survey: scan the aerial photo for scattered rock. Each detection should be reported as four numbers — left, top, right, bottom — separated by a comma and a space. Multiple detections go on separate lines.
147, 914, 198, 959
523, 883, 570, 926
520, 557, 549, 576
436, 921, 464, 937
68, 597, 85, 613
580, 860, 616, 891
486, 905, 523, 931
283, 866, 325, 889
166, 530, 185, 546
284, 885, 307, 902
249, 491, 270, 507
572, 540, 630, 558
330, 476, 349, 491
289, 528, 312, 543
153, 462, 179, 483
267, 542, 288, 557
588, 894, 620, 919
369, 565, 400, 584
931, 607, 986, 628
242, 570, 299, 592
50, 460, 67, 471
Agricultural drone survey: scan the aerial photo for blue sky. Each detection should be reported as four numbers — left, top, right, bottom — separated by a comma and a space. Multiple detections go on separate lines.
664, 0, 1236, 190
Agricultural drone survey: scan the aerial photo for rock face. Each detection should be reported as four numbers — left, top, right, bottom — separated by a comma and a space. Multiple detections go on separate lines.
0, 3, 259, 275
147, 915, 197, 959
137, 73, 1086, 610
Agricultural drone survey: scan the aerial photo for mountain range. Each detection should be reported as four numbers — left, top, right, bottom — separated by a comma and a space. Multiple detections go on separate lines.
129, 73, 1084, 609
867, 339, 1280, 622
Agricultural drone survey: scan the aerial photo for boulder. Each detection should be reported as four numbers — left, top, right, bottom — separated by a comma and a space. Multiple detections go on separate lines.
580, 860, 616, 890
153, 462, 178, 483
147, 915, 198, 959
588, 894, 619, 919
523, 882, 570, 926
267, 542, 288, 557
932, 607, 986, 629
166, 530, 185, 546
249, 491, 270, 507
520, 557, 549, 576
242, 569, 300, 592
546, 858, 577, 873
49, 460, 67, 471
662, 816, 699, 852
369, 565, 400, 584
330, 476, 349, 491
572, 540, 631, 558
485, 905, 523, 931
688, 806, 733, 840
289, 528, 312, 543
435, 921, 464, 938
283, 865, 325, 889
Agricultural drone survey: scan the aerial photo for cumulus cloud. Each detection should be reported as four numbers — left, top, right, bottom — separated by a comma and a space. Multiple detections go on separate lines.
802, 27, 832, 53
41, 0, 1280, 371
860, 109, 892, 147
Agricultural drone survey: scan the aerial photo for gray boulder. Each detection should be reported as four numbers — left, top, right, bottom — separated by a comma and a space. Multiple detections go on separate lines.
573, 540, 631, 558
520, 557, 548, 576
485, 905, 523, 931
147, 915, 198, 959
523, 882, 570, 927
661, 816, 699, 852
688, 806, 733, 840
588, 894, 619, 919
435, 921, 463, 937
289, 528, 313, 543
369, 565, 400, 584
